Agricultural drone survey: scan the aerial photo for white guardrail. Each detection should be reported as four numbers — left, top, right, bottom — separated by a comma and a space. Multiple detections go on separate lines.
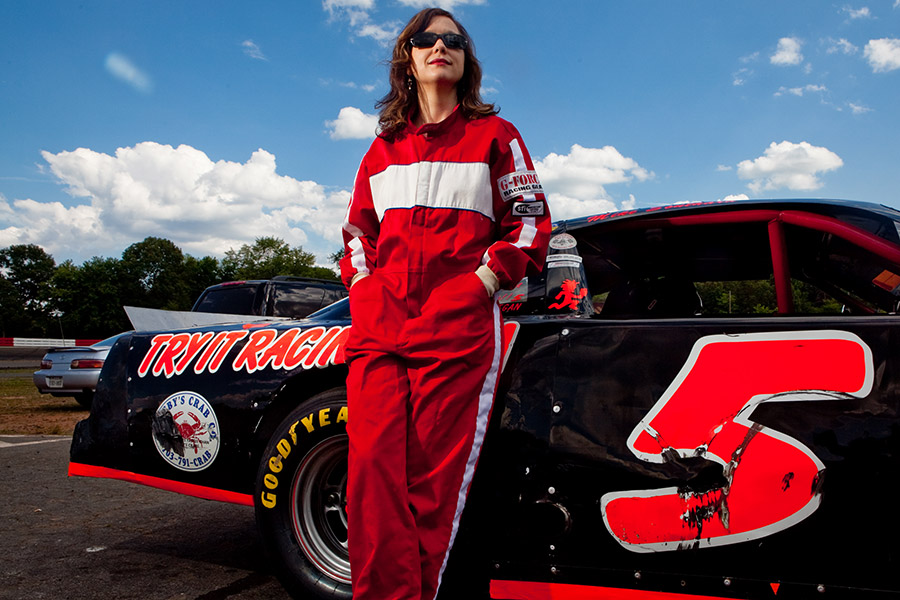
15, 338, 76, 347
0, 338, 100, 348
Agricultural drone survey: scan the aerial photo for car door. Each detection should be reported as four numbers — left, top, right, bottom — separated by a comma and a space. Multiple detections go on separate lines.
482, 206, 900, 597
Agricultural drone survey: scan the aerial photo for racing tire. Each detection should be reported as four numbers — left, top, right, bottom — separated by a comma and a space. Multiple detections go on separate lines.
254, 388, 352, 599
74, 392, 93, 409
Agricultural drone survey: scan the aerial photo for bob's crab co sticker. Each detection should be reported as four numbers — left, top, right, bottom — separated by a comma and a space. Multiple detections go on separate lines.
151, 391, 220, 472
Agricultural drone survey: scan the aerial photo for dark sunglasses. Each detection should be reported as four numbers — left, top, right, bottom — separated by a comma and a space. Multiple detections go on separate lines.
409, 31, 468, 50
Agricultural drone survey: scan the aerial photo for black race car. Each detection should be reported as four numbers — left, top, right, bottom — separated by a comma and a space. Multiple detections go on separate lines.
71, 199, 900, 599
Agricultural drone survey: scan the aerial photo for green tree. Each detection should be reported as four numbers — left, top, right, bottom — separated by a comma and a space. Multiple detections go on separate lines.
0, 244, 56, 337
0, 275, 20, 337
221, 237, 338, 281
696, 279, 777, 315
1, 236, 342, 338
51, 257, 131, 338
328, 248, 345, 268
182, 254, 223, 308
696, 278, 844, 315
792, 279, 844, 314
120, 237, 190, 310
50, 246, 221, 338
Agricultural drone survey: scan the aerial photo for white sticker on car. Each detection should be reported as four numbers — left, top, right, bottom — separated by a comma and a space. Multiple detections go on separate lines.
152, 391, 220, 472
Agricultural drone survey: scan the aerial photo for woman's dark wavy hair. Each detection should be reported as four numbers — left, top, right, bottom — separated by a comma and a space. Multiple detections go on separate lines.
376, 8, 497, 140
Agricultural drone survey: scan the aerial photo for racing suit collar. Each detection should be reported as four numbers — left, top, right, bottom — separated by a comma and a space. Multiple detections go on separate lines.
407, 105, 462, 137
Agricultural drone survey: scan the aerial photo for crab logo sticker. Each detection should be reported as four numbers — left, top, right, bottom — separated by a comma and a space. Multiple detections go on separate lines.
152, 391, 220, 472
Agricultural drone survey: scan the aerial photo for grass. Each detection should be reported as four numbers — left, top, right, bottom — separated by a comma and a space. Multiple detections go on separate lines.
0, 369, 88, 435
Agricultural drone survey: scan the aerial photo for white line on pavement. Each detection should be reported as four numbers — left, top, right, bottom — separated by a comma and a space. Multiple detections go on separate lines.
0, 438, 69, 449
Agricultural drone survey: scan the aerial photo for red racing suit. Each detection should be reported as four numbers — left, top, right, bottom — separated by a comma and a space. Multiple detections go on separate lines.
340, 107, 551, 600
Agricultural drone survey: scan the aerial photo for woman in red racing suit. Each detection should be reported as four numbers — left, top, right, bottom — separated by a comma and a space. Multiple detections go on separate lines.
339, 8, 551, 599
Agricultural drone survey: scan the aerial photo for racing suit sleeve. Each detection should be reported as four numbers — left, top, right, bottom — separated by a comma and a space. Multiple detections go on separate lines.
483, 124, 552, 289
340, 157, 379, 290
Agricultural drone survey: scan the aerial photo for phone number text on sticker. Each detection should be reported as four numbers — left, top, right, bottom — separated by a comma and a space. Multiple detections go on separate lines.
152, 391, 220, 472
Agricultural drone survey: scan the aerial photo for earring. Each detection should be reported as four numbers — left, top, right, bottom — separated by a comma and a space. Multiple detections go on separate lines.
407, 76, 414, 91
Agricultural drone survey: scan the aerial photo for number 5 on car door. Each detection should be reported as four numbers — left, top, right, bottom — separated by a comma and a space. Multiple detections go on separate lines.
602, 331, 874, 552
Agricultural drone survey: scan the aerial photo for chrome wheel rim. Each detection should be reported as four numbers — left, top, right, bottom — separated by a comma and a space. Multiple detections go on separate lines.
290, 434, 351, 583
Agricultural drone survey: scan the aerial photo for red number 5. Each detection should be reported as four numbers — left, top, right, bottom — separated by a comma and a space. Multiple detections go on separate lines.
601, 331, 873, 552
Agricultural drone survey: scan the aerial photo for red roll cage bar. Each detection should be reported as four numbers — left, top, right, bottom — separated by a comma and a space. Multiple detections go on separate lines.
614, 209, 900, 315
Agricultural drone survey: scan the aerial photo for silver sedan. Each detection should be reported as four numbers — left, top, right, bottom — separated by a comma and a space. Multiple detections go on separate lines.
32, 333, 127, 408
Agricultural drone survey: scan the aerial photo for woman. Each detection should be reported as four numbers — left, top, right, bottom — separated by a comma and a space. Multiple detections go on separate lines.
339, 8, 551, 599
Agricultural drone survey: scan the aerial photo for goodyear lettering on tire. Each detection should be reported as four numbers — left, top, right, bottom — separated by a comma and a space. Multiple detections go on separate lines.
260, 405, 348, 509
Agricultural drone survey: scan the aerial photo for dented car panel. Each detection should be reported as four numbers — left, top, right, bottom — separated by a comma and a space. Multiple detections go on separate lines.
71, 199, 900, 599
479, 320, 900, 597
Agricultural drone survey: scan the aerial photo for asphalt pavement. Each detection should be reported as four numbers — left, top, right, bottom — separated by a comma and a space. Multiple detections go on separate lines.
0, 347, 44, 370
0, 434, 292, 600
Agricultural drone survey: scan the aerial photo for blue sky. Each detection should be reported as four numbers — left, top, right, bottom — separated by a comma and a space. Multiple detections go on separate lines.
2, 1, 900, 268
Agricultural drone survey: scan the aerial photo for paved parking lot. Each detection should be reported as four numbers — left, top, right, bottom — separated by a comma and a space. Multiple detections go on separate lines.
0, 435, 291, 600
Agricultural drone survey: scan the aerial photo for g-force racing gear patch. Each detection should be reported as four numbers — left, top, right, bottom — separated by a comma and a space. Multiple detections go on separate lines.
497, 170, 543, 201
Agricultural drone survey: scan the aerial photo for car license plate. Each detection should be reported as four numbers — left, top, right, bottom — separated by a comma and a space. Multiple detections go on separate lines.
47, 376, 64, 389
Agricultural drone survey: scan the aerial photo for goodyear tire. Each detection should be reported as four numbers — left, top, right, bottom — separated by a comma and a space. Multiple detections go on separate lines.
255, 388, 352, 599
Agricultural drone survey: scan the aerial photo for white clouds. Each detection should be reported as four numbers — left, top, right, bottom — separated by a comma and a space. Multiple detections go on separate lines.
104, 52, 153, 93
1, 143, 348, 264
736, 141, 843, 193
534, 144, 653, 219
323, 0, 375, 10
774, 84, 827, 97
320, 79, 378, 93
742, 29, 900, 110
326, 107, 379, 140
481, 74, 501, 96
355, 22, 401, 44
0, 198, 104, 249
732, 67, 752, 86
3, 140, 654, 264
544, 194, 619, 221
770, 37, 804, 66
323, 0, 487, 44
826, 37, 858, 54
322, 0, 487, 44
733, 55, 758, 85
242, 40, 268, 61
323, 0, 399, 45
397, 0, 487, 9
864, 38, 900, 72
842, 5, 872, 19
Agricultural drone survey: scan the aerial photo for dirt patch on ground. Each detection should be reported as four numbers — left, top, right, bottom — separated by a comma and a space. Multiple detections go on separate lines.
0, 370, 88, 435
